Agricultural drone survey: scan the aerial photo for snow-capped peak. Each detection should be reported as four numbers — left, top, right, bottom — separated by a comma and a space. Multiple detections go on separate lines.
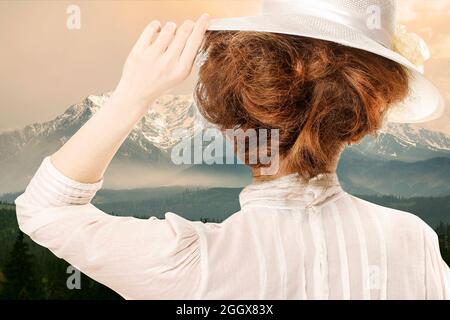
2, 93, 449, 165
380, 123, 450, 152
84, 92, 205, 150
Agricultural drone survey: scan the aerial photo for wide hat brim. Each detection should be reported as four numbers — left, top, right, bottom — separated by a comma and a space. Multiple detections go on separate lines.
206, 13, 445, 124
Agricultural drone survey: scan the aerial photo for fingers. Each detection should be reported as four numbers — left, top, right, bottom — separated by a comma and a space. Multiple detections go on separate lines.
152, 21, 177, 54
164, 20, 195, 60
137, 13, 209, 61
179, 14, 210, 66
132, 20, 161, 53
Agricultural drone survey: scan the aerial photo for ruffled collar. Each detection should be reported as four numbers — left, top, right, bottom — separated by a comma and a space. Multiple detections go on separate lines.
239, 172, 344, 210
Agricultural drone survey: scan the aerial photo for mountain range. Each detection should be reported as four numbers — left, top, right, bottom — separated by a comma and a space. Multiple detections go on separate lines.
0, 93, 449, 197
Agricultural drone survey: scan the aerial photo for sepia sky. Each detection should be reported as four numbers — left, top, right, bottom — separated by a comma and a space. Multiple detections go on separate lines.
0, 0, 449, 134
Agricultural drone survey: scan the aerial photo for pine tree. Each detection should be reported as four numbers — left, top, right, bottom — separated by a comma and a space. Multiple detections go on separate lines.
1, 231, 42, 299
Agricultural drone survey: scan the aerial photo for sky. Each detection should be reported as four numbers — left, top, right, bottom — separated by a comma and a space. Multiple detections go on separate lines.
0, 0, 449, 134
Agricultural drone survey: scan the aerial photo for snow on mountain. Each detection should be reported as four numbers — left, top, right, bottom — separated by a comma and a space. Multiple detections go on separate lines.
0, 93, 205, 163
0, 93, 197, 193
3, 93, 449, 164
347, 122, 450, 162
132, 94, 206, 150
382, 123, 450, 151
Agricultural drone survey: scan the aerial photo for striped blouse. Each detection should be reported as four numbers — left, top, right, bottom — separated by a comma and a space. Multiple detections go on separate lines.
14, 156, 450, 299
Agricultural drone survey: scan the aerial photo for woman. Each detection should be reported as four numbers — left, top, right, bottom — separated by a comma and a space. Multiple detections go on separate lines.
15, 1, 449, 299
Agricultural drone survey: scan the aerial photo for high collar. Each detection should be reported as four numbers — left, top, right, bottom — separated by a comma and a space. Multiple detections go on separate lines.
239, 172, 344, 210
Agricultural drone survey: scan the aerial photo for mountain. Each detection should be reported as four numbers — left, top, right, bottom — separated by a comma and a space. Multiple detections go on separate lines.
1, 93, 449, 196
0, 94, 192, 193
347, 122, 450, 162
337, 152, 450, 197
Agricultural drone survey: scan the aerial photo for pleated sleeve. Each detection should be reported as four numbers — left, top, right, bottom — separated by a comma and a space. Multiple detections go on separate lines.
14, 156, 202, 299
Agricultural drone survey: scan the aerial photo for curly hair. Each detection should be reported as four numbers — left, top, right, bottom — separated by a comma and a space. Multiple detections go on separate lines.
194, 31, 410, 179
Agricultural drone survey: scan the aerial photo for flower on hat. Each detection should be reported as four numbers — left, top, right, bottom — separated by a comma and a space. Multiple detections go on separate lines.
392, 25, 431, 73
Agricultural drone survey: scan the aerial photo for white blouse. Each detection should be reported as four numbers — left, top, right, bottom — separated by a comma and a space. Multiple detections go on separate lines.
15, 156, 450, 300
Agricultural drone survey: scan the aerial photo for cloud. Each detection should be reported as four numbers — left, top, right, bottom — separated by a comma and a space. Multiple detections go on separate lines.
431, 35, 450, 59
398, 0, 450, 21
398, 1, 419, 21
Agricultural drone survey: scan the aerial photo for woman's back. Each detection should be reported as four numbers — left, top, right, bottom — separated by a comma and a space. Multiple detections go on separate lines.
194, 173, 450, 299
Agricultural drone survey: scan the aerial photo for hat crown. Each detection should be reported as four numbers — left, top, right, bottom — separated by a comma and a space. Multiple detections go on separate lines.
261, 0, 397, 47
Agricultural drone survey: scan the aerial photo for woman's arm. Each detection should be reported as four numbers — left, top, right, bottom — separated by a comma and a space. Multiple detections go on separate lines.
14, 157, 204, 299
13, 14, 210, 299
52, 14, 210, 183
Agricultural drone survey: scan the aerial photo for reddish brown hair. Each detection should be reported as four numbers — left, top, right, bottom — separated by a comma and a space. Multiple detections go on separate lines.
195, 31, 410, 179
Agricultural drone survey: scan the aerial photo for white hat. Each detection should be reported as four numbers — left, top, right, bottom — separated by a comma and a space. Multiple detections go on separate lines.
206, 0, 445, 123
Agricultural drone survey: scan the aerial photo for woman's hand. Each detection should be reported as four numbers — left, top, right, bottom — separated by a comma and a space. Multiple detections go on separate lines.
112, 14, 210, 110
51, 13, 210, 184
